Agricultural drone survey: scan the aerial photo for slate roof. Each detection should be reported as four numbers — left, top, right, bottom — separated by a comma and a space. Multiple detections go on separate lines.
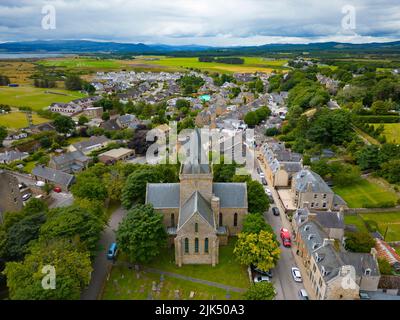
73, 135, 110, 152
0, 150, 29, 163
146, 183, 180, 208
340, 252, 380, 277
178, 191, 214, 229
32, 166, 75, 187
294, 169, 333, 194
315, 211, 345, 229
213, 183, 247, 208
51, 150, 89, 165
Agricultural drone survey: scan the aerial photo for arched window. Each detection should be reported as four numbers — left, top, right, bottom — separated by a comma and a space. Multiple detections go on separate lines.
195, 222, 198, 233
171, 213, 175, 227
219, 213, 223, 227
204, 238, 209, 253
184, 238, 189, 254
234, 213, 238, 227
195, 238, 199, 253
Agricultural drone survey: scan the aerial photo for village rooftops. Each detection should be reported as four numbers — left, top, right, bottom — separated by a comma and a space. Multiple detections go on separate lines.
294, 169, 333, 194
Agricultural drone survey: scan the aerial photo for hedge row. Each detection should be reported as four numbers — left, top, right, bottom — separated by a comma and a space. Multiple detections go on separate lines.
355, 115, 400, 123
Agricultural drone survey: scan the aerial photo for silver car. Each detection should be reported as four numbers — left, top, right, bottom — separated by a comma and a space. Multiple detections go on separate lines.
291, 267, 303, 282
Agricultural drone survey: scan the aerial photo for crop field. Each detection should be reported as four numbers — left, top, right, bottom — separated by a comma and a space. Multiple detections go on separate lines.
372, 123, 400, 144
39, 56, 289, 74
0, 86, 85, 111
0, 111, 49, 129
132, 56, 289, 73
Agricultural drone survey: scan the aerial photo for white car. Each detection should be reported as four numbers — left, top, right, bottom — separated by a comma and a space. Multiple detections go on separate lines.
299, 289, 309, 300
22, 193, 32, 202
291, 267, 303, 283
35, 181, 46, 187
253, 275, 270, 283
259, 172, 265, 179
264, 187, 272, 196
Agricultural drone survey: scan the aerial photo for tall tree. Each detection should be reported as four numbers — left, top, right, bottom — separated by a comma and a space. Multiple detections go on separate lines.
117, 204, 167, 263
247, 180, 270, 213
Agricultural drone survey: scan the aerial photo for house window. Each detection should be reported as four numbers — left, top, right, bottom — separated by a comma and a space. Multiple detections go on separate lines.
314, 194, 318, 199
323, 194, 327, 199
365, 268, 371, 276
311, 203, 314, 208
195, 238, 199, 253
184, 238, 189, 254
219, 213, 223, 227
204, 238, 209, 253
195, 223, 198, 233
322, 203, 327, 208
319, 278, 323, 287
234, 213, 238, 227
171, 213, 175, 227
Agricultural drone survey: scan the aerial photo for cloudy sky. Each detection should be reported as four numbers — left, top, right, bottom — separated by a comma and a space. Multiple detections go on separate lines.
1, 0, 400, 46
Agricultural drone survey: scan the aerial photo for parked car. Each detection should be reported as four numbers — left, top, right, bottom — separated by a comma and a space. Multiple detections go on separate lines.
18, 182, 27, 190
53, 187, 62, 193
264, 187, 272, 197
253, 275, 270, 283
256, 167, 261, 174
299, 289, 309, 300
107, 242, 118, 260
280, 228, 291, 247
35, 181, 45, 187
251, 265, 273, 278
22, 193, 32, 201
259, 172, 265, 179
291, 267, 302, 282
359, 292, 371, 300
35, 194, 44, 199
261, 177, 267, 185
272, 207, 280, 216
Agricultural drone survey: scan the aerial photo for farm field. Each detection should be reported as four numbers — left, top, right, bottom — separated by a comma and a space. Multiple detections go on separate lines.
0, 86, 85, 111
372, 123, 400, 144
345, 212, 400, 242
134, 56, 289, 74
0, 61, 36, 85
40, 56, 289, 74
0, 111, 49, 129
334, 178, 399, 208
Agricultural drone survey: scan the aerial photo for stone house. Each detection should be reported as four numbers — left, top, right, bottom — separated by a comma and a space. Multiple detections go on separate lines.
0, 170, 23, 218
146, 130, 248, 266
295, 219, 380, 300
32, 166, 75, 191
68, 135, 111, 155
48, 150, 90, 174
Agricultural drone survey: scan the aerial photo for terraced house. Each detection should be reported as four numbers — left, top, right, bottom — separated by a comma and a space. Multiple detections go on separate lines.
146, 130, 248, 266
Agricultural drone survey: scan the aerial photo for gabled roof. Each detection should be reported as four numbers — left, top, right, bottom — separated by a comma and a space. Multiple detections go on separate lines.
146, 183, 180, 208
32, 166, 75, 187
294, 169, 333, 194
51, 150, 89, 165
213, 183, 247, 208
178, 191, 214, 229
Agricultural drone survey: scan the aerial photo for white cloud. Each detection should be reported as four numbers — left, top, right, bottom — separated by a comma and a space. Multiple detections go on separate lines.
0, 0, 399, 44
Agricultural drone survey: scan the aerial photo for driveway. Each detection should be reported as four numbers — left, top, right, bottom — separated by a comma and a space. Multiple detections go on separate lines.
81, 206, 127, 300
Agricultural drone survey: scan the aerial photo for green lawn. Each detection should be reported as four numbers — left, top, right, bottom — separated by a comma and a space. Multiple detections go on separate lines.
0, 86, 85, 111
144, 238, 249, 289
372, 123, 400, 144
102, 238, 249, 300
334, 178, 399, 208
345, 211, 400, 242
0, 111, 50, 129
344, 215, 368, 233
39, 58, 124, 70
102, 268, 243, 300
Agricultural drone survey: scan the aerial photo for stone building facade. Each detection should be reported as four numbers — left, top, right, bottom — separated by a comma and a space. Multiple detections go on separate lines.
0, 170, 23, 220
145, 130, 248, 266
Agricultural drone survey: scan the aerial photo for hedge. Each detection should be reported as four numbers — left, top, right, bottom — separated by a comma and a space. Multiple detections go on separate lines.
355, 115, 400, 123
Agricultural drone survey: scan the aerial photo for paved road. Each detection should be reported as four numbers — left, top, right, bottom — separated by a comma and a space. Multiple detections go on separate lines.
246, 143, 303, 300
81, 206, 127, 300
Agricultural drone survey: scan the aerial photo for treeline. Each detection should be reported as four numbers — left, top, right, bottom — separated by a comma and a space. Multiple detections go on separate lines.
0, 75, 10, 86
33, 78, 57, 88
198, 57, 245, 64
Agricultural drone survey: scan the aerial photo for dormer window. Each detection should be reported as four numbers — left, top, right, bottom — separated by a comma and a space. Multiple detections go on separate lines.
308, 234, 315, 241
312, 243, 320, 250
365, 268, 371, 276
304, 225, 310, 232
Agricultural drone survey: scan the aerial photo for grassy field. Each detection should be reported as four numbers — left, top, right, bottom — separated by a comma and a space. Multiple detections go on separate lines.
372, 123, 400, 144
102, 268, 243, 300
0, 86, 85, 111
102, 238, 249, 300
40, 56, 289, 74
345, 212, 400, 242
0, 61, 36, 85
0, 111, 49, 129
334, 178, 399, 208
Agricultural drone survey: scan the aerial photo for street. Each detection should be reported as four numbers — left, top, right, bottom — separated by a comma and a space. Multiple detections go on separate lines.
247, 138, 303, 300
81, 206, 127, 300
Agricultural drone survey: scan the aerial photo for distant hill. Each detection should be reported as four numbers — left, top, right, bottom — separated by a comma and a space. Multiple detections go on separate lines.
1, 39, 400, 55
